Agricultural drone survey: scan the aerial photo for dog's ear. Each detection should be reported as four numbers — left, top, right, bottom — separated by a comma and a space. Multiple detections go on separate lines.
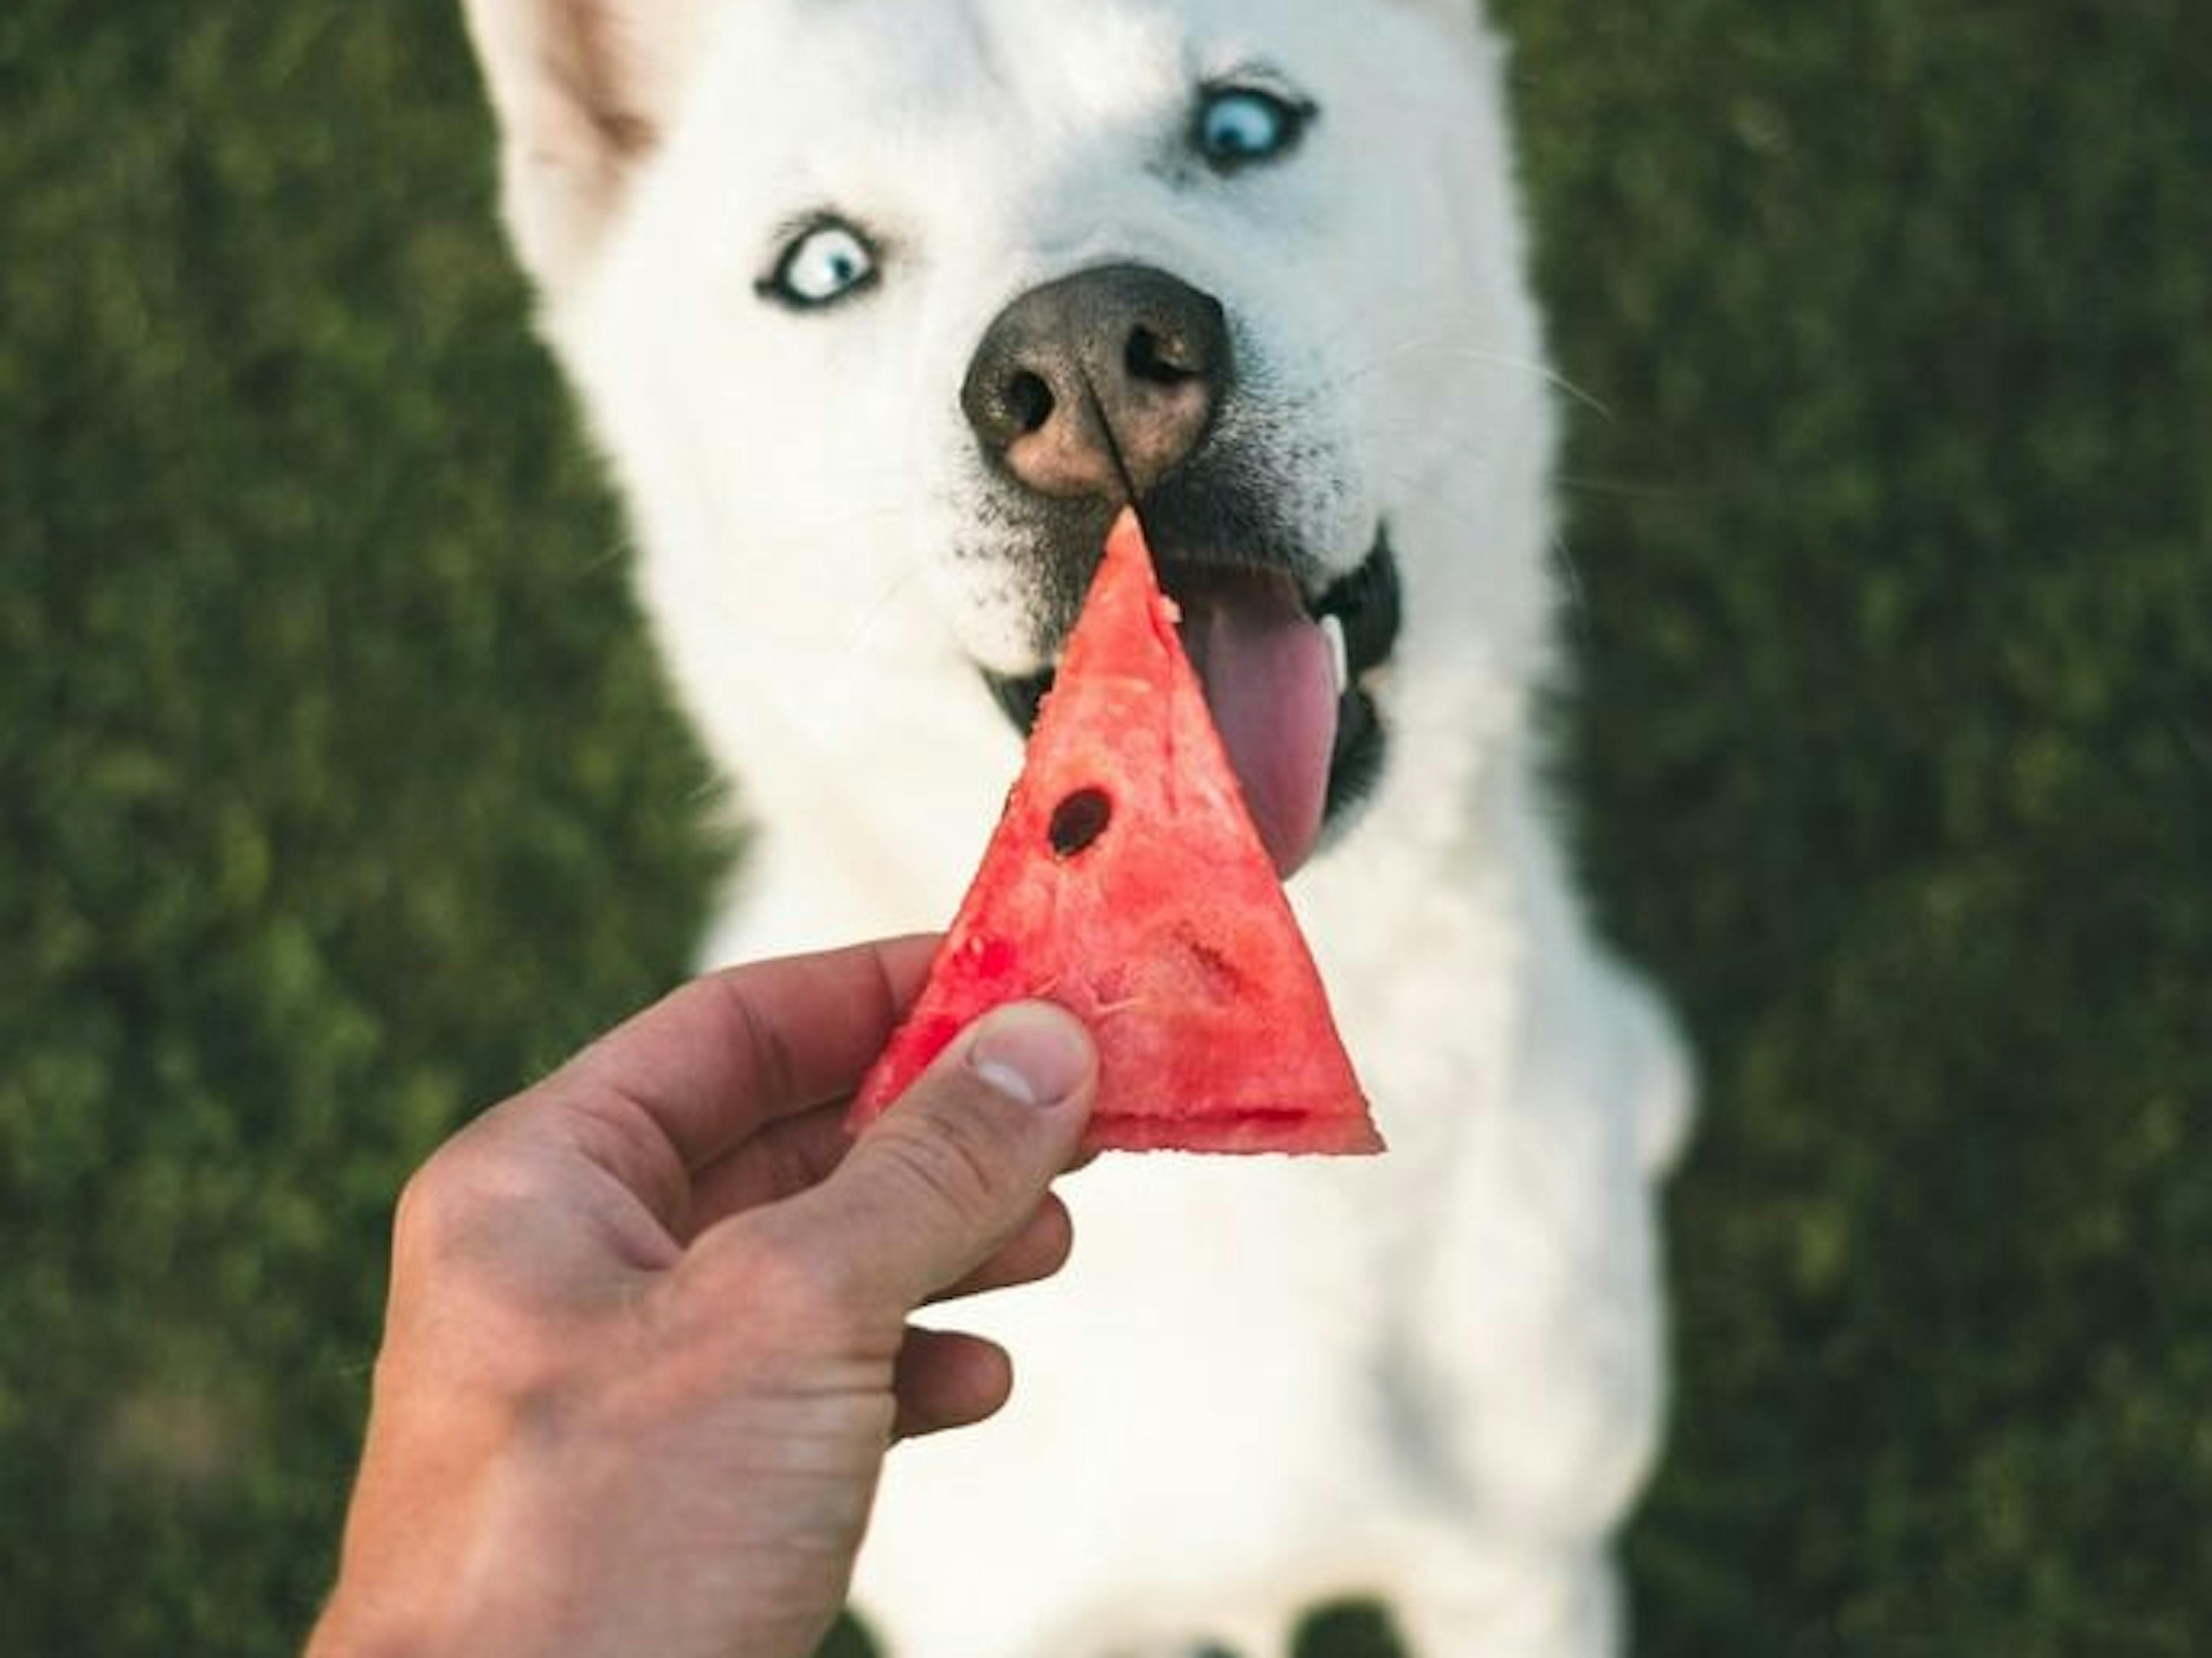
461, 0, 711, 295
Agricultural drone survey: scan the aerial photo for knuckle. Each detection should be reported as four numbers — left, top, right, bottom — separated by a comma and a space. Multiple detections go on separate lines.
550, 1094, 689, 1227
704, 968, 804, 1110
391, 1148, 469, 1253
391, 1133, 544, 1264
868, 1103, 1012, 1235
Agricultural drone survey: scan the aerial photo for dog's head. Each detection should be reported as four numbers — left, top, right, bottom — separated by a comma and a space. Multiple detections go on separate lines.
466, 0, 1553, 875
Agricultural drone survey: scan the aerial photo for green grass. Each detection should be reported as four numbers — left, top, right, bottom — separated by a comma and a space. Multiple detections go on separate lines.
3, 2, 2207, 1654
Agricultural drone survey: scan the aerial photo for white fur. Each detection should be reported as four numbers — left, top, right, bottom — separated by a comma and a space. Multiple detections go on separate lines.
463, 1, 1692, 1652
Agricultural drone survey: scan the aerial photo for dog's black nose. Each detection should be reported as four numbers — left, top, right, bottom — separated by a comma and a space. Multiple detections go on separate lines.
961, 264, 1231, 499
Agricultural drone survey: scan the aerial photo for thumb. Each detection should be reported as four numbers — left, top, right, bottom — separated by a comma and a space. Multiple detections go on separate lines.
791, 1001, 1096, 1318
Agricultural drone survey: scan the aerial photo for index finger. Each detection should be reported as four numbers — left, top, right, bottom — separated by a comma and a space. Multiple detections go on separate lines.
555, 934, 940, 1171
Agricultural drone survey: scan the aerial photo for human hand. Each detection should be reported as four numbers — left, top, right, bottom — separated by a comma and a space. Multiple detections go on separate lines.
305, 938, 1096, 1658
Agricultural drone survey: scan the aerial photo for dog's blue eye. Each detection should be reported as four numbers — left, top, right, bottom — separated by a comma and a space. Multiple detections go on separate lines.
1195, 86, 1311, 172
762, 220, 879, 310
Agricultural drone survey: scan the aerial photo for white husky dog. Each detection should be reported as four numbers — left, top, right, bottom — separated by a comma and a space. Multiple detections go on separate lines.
463, 1, 1691, 1653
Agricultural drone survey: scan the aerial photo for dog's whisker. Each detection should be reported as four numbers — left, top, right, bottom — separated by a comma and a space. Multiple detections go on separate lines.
1551, 471, 1692, 502
572, 534, 640, 579
838, 560, 937, 661
1547, 529, 1592, 640
745, 497, 914, 549
1320, 338, 1615, 422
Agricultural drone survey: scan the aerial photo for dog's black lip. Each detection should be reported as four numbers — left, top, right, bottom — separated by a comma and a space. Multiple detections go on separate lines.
979, 525, 1400, 839
1323, 683, 1387, 827
1310, 532, 1401, 682
983, 661, 1054, 735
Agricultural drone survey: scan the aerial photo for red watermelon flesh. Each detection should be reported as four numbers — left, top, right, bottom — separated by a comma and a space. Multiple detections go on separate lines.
849, 510, 1382, 1155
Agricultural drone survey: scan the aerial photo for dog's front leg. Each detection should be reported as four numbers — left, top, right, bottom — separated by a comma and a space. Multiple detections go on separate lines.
1381, 936, 1687, 1658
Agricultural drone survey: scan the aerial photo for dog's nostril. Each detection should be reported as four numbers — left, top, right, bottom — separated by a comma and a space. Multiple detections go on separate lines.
963, 266, 1229, 492
1007, 370, 1055, 435
1126, 324, 1199, 386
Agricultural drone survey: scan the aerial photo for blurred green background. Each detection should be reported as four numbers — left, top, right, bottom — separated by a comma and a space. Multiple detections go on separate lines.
3, 2, 2206, 1654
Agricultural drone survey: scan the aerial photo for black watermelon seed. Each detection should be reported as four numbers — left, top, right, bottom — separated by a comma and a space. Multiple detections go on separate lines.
1048, 787, 1113, 857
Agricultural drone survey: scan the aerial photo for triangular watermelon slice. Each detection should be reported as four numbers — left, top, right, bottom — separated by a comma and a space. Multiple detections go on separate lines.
849, 510, 1381, 1155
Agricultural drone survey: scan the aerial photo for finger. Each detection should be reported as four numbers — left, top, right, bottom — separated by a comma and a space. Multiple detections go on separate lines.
926, 1196, 1073, 1306
744, 1001, 1096, 1319
686, 1114, 1074, 1278
892, 1327, 1014, 1440
685, 1109, 1077, 1302
682, 1102, 855, 1238
547, 935, 941, 1181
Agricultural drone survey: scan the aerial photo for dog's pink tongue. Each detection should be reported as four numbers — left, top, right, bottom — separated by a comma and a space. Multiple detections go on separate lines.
1176, 574, 1339, 878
